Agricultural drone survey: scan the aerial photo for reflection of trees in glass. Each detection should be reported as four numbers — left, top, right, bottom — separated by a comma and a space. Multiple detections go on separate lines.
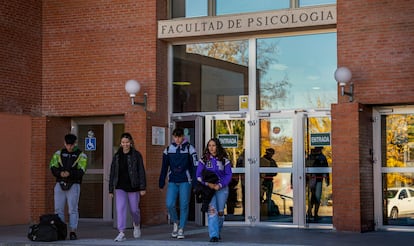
187, 40, 293, 110
260, 75, 291, 109
260, 120, 292, 163
214, 120, 245, 166
386, 114, 414, 186
257, 39, 292, 110
306, 117, 332, 165
306, 117, 332, 197
187, 41, 249, 66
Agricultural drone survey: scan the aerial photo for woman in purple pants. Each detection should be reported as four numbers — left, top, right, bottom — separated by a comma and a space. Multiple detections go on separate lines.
109, 133, 147, 242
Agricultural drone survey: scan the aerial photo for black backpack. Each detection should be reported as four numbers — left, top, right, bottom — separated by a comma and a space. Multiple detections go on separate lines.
28, 214, 67, 241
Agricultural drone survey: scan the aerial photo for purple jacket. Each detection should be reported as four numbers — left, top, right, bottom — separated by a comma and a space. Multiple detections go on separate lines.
196, 156, 232, 189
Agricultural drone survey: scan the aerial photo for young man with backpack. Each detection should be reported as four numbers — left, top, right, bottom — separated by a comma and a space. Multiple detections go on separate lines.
50, 133, 88, 240
159, 128, 198, 239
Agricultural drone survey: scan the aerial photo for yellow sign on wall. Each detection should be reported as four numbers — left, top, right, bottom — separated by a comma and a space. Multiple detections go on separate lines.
239, 95, 248, 111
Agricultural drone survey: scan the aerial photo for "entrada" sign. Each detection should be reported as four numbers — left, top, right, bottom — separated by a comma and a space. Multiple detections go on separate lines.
310, 133, 331, 146
218, 134, 239, 148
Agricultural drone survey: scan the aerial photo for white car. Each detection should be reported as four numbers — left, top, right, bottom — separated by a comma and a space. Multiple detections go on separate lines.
386, 187, 414, 219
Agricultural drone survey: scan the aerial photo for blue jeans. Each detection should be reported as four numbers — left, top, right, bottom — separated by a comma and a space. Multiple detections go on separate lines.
208, 186, 229, 238
166, 182, 191, 229
54, 183, 80, 231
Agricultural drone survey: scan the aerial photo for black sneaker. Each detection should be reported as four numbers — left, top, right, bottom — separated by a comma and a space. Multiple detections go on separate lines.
210, 237, 219, 242
69, 232, 77, 240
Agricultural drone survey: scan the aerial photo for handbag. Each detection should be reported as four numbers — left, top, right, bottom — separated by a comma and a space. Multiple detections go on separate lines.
59, 181, 73, 191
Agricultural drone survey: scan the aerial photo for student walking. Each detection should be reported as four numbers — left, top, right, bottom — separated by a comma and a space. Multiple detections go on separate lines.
109, 133, 147, 242
196, 138, 232, 242
50, 133, 88, 240
159, 128, 198, 239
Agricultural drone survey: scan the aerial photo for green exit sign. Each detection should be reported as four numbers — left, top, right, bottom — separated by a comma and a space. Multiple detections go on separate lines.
218, 134, 238, 148
310, 133, 331, 146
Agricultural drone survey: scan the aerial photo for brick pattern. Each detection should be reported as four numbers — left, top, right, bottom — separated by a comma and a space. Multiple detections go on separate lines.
336, 1, 414, 104
4, 0, 413, 231
0, 0, 42, 115
334, 0, 414, 231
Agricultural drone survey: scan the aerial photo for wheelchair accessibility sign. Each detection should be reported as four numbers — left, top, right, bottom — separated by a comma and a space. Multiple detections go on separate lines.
85, 137, 96, 151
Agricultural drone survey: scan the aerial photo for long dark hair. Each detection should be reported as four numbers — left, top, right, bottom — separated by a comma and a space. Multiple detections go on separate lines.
202, 138, 228, 162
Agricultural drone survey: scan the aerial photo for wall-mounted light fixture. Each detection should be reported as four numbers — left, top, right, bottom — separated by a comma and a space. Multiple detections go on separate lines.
334, 66, 354, 102
125, 79, 148, 111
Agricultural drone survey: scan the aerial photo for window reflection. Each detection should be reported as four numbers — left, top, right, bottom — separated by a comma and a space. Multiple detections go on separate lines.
216, 0, 289, 15
383, 173, 414, 226
172, 0, 336, 18
257, 33, 337, 110
383, 114, 414, 168
173, 42, 249, 113
382, 113, 414, 226
259, 118, 293, 222
300, 0, 336, 7
171, 0, 207, 18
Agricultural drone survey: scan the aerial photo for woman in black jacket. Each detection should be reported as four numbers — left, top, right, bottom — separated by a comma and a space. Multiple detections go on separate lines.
109, 133, 146, 242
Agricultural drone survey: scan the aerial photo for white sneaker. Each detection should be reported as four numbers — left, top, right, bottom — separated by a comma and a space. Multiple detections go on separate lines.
114, 232, 126, 242
171, 223, 178, 238
177, 228, 184, 239
133, 223, 141, 238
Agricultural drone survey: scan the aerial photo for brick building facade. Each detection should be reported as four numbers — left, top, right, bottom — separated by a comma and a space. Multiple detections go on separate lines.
1, 0, 413, 232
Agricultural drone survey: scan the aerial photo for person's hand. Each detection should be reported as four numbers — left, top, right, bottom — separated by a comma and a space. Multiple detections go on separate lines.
140, 190, 146, 196
206, 182, 220, 190
60, 171, 70, 178
109, 193, 114, 199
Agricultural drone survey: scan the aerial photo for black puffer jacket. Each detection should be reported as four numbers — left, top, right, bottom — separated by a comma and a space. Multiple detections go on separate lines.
109, 148, 146, 193
194, 169, 219, 212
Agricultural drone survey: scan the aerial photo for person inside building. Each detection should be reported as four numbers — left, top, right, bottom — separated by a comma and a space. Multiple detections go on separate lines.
49, 133, 88, 240
109, 132, 147, 242
260, 148, 278, 215
196, 138, 233, 243
307, 147, 329, 221
159, 127, 198, 239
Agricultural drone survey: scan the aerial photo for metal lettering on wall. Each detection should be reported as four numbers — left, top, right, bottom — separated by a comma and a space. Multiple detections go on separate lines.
158, 5, 336, 40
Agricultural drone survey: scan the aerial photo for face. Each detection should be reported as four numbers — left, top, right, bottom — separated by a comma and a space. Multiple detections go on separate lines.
208, 140, 217, 156
173, 135, 184, 145
64, 143, 75, 152
120, 137, 132, 153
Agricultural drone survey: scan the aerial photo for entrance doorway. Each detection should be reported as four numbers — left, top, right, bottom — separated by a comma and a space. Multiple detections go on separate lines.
373, 106, 414, 229
71, 117, 124, 221
171, 115, 204, 225
203, 110, 332, 227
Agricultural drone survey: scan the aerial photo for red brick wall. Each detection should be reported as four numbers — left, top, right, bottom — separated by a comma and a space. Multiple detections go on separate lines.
336, 1, 414, 105
0, 0, 42, 115
42, 0, 168, 225
332, 103, 361, 231
0, 0, 42, 225
333, 0, 414, 231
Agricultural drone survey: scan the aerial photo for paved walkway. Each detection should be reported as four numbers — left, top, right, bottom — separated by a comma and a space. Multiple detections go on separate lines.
1, 220, 414, 246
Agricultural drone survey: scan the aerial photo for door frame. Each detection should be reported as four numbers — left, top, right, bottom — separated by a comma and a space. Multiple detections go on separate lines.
373, 105, 414, 230
71, 116, 124, 221
257, 109, 332, 228
170, 114, 204, 225
205, 112, 250, 225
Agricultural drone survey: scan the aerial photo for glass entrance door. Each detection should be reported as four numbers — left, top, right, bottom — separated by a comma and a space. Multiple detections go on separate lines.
373, 106, 414, 228
171, 115, 204, 225
205, 114, 247, 223
205, 111, 332, 227
72, 117, 124, 221
257, 110, 332, 227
